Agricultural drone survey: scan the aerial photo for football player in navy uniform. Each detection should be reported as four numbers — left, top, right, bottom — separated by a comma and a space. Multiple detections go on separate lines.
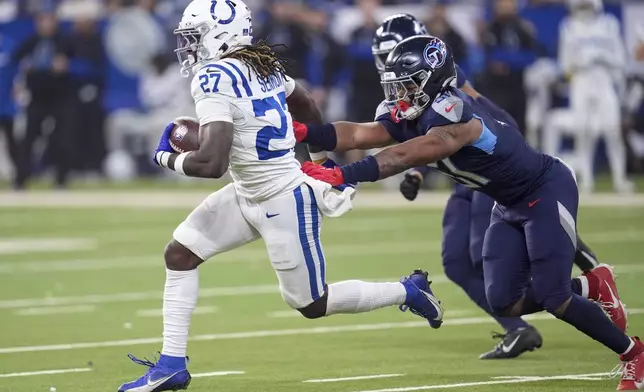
295, 36, 642, 390
371, 14, 603, 360
372, 14, 541, 359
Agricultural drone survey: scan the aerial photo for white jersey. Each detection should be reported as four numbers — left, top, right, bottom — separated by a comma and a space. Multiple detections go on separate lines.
558, 13, 626, 85
191, 58, 304, 201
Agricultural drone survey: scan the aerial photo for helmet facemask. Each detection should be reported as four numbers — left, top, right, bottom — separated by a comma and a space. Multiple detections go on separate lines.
381, 70, 432, 120
174, 23, 210, 77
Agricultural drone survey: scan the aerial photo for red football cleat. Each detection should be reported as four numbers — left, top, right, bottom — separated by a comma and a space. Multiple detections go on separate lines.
616, 338, 644, 390
585, 264, 628, 332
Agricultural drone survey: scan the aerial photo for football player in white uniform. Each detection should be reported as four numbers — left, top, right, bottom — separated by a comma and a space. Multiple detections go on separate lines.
117, 1, 443, 391
558, 0, 633, 193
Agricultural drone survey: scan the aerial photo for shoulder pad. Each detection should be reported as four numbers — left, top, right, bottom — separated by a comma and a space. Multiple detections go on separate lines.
191, 61, 247, 101
284, 74, 296, 97
374, 100, 392, 121
431, 91, 465, 123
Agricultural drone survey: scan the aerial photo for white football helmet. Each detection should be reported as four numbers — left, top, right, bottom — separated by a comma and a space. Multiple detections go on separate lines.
174, 0, 253, 77
568, 0, 603, 14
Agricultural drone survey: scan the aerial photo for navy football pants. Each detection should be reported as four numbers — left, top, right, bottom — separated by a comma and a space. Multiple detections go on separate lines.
442, 184, 529, 331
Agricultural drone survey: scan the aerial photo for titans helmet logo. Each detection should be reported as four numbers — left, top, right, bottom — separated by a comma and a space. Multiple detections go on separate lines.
423, 38, 447, 69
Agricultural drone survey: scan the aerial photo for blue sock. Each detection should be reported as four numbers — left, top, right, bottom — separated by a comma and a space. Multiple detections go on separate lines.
158, 354, 186, 370
558, 295, 631, 354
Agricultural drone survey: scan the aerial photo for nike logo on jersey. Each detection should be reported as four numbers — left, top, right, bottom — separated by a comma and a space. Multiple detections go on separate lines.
502, 336, 521, 353
266, 212, 280, 219
445, 103, 457, 113
528, 198, 541, 208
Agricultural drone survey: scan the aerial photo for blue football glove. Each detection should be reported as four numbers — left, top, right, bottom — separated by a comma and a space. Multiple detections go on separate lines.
153, 122, 175, 166
320, 158, 356, 191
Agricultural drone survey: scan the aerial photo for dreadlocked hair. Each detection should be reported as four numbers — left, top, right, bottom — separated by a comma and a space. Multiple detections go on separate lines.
225, 40, 289, 80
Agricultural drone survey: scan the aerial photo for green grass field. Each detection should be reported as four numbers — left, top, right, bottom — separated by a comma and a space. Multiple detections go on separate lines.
0, 197, 643, 392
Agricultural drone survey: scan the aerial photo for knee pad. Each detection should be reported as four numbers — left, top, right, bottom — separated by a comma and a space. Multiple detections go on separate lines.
296, 293, 328, 319
539, 290, 572, 314
486, 284, 518, 317
443, 257, 475, 288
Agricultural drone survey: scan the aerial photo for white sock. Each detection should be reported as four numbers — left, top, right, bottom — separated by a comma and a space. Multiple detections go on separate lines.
325, 280, 407, 315
577, 275, 589, 298
161, 268, 199, 358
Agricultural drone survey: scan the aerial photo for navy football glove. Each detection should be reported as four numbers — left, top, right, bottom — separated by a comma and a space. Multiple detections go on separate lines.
400, 171, 423, 201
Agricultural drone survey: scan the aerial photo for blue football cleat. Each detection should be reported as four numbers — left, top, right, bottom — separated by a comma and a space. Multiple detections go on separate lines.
118, 353, 191, 392
400, 269, 444, 328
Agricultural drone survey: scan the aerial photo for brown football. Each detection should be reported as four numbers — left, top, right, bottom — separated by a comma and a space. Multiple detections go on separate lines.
169, 117, 200, 153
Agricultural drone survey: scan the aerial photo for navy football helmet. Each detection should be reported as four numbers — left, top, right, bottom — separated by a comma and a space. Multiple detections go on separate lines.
372, 14, 428, 74
381, 35, 457, 120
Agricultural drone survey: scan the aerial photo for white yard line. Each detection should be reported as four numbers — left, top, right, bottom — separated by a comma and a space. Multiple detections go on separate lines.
0, 228, 639, 276
0, 367, 92, 378
1, 191, 644, 208
0, 276, 448, 309
192, 371, 245, 378
304, 374, 404, 383
0, 263, 638, 309
267, 310, 301, 318
491, 372, 612, 381
353, 372, 613, 392
0, 241, 441, 274
0, 238, 96, 255
15, 305, 96, 316
1, 310, 642, 354
136, 306, 217, 317
0, 314, 556, 354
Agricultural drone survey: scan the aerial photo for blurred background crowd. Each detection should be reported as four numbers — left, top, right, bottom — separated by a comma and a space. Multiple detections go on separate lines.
0, 0, 643, 191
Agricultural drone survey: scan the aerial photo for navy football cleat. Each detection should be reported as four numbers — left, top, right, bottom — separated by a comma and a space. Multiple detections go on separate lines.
118, 353, 191, 392
400, 269, 444, 328
479, 326, 543, 359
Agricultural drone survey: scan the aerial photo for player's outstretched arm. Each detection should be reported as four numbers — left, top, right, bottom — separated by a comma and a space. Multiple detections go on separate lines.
300, 119, 481, 187
167, 121, 234, 179
296, 120, 394, 152
372, 120, 477, 179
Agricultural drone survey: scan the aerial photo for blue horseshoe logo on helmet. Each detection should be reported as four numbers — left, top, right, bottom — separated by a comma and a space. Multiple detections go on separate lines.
210, 0, 236, 25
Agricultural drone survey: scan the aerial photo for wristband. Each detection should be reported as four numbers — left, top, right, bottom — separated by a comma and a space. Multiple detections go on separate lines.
156, 151, 171, 168
340, 155, 380, 184
174, 152, 191, 175
303, 123, 337, 151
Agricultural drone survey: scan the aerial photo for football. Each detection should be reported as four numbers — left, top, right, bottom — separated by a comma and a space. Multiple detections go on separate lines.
169, 117, 200, 153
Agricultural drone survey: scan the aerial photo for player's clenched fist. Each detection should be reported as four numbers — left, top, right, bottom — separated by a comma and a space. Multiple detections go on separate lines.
399, 170, 423, 201
292, 120, 308, 143
301, 161, 345, 186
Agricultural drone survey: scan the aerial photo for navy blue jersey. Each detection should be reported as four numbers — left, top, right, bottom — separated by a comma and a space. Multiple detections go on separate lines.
376, 88, 554, 206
